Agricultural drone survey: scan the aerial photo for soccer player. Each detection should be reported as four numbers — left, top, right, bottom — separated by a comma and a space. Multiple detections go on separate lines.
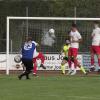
60, 39, 70, 75
68, 23, 87, 75
18, 37, 36, 79
32, 51, 46, 76
90, 21, 100, 72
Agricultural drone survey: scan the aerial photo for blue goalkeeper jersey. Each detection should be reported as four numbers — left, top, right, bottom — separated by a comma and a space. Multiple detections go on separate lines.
22, 41, 36, 59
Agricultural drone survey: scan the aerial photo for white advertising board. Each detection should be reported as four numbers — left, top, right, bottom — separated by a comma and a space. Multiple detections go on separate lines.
0, 54, 82, 70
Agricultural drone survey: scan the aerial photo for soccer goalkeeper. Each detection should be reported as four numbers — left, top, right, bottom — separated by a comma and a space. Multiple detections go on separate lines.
60, 39, 70, 75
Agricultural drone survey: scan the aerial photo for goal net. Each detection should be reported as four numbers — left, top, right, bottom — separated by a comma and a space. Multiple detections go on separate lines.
4, 17, 100, 75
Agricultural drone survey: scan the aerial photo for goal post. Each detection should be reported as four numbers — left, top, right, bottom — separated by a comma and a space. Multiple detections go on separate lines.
6, 16, 100, 75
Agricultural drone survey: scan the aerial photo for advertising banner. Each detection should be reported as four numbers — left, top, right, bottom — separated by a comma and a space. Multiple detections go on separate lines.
0, 54, 82, 70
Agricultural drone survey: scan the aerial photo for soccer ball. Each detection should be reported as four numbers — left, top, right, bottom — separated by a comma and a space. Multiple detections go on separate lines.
49, 28, 55, 34
14, 55, 22, 63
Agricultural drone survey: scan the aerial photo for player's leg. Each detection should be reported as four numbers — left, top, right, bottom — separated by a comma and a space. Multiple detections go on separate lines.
70, 48, 78, 75
97, 54, 100, 72
61, 57, 68, 75
24, 60, 33, 79
94, 46, 100, 72
68, 48, 72, 68
32, 52, 46, 75
98, 53, 100, 66
36, 52, 46, 69
90, 46, 95, 71
71, 49, 87, 75
61, 60, 66, 75
33, 58, 38, 76
18, 59, 33, 79
77, 61, 87, 74
18, 58, 27, 79
67, 48, 73, 75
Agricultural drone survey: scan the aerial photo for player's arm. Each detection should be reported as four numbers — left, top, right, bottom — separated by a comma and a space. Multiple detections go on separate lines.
60, 45, 64, 54
71, 32, 82, 43
32, 41, 39, 46
72, 38, 82, 43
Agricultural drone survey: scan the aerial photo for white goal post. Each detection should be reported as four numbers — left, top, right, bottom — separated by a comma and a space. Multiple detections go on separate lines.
6, 16, 100, 75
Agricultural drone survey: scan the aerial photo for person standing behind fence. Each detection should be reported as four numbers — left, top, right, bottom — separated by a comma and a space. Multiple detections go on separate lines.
18, 37, 37, 80
41, 29, 56, 53
90, 21, 100, 72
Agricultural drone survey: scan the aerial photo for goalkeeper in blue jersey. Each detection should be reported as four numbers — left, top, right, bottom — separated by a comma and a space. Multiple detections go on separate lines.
60, 39, 70, 75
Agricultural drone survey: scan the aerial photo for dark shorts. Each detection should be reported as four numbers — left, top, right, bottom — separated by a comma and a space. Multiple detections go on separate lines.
63, 56, 74, 62
22, 58, 33, 71
63, 56, 68, 61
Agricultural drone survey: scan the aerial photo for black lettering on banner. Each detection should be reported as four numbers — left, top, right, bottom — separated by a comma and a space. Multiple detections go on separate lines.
44, 55, 55, 60
57, 55, 63, 60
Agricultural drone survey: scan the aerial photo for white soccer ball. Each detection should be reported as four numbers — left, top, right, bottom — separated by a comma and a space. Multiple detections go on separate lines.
49, 28, 55, 34
14, 55, 22, 63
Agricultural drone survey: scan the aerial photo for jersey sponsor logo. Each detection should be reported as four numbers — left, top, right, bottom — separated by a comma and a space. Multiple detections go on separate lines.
24, 43, 32, 50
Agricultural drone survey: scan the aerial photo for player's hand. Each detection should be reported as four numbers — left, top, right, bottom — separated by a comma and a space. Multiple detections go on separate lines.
37, 43, 39, 46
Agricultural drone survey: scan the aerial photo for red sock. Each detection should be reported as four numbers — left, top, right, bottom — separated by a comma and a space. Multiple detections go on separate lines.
33, 63, 37, 74
73, 59, 78, 68
68, 59, 72, 68
91, 57, 94, 66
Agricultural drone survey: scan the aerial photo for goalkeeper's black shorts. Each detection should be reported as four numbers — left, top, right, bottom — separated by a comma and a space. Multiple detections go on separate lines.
63, 56, 74, 62
63, 56, 68, 61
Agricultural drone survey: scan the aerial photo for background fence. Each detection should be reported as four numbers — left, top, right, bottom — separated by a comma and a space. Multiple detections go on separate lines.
8, 19, 93, 53
0, 0, 100, 53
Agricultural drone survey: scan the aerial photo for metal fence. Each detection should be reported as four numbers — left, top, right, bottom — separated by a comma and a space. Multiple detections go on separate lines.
5, 19, 93, 54
0, 0, 100, 53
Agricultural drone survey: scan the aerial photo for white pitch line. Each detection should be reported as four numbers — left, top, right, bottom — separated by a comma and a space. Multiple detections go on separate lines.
37, 94, 100, 100
66, 95, 100, 100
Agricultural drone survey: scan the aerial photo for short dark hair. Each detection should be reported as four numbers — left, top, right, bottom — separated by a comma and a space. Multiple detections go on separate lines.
94, 21, 99, 24
25, 36, 32, 41
72, 23, 77, 28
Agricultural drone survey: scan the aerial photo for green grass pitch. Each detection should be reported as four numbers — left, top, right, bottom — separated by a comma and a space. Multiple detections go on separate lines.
0, 75, 100, 100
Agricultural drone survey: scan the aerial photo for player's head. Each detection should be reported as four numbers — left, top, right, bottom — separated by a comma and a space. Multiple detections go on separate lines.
49, 29, 55, 34
93, 21, 99, 28
71, 23, 77, 32
65, 39, 70, 45
48, 28, 55, 38
25, 36, 32, 42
